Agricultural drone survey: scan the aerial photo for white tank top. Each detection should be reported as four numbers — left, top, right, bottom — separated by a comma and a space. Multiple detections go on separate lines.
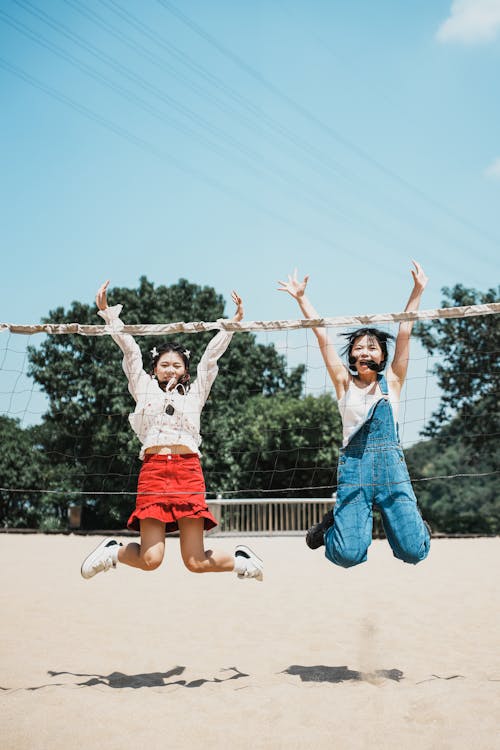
338, 377, 400, 447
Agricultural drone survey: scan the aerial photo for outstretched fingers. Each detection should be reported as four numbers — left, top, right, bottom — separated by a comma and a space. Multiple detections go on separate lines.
277, 269, 309, 298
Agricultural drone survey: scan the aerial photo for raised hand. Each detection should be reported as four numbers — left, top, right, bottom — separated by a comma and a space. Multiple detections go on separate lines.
410, 260, 428, 293
230, 290, 244, 322
277, 269, 310, 300
96, 280, 110, 311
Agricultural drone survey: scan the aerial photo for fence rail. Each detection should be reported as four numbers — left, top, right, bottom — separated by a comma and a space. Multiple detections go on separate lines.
206, 497, 334, 535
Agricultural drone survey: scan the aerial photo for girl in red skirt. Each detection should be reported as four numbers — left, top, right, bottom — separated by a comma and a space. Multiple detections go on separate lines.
81, 280, 263, 582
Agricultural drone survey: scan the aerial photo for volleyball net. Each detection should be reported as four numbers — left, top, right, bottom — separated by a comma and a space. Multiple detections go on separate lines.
0, 301, 498, 533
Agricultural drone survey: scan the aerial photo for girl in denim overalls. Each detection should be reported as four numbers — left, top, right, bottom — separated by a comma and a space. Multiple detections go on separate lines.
279, 261, 431, 567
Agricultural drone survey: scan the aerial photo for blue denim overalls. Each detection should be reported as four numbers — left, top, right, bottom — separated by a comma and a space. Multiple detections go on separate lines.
324, 374, 430, 568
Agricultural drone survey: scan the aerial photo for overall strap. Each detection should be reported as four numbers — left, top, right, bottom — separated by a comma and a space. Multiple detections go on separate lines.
362, 376, 387, 425
377, 373, 400, 441
344, 373, 395, 447
378, 373, 389, 396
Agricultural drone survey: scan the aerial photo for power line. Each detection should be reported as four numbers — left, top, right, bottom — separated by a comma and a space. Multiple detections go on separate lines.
4, 5, 367, 228
79, 0, 495, 273
71, 0, 347, 179
157, 0, 500, 249
46, 0, 498, 268
8, 2, 386, 234
3, 2, 496, 278
78, 0, 498, 272
2, 7, 428, 271
0, 54, 408, 274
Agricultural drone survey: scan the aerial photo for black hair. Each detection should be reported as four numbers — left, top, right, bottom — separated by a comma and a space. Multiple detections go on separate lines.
340, 327, 395, 373
149, 342, 191, 391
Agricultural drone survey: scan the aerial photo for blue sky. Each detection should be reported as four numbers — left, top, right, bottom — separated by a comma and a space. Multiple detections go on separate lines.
1, 0, 499, 442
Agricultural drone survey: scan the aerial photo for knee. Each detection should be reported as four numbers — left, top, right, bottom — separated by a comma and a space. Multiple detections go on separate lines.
394, 536, 431, 565
324, 528, 368, 568
183, 556, 206, 574
141, 550, 163, 571
327, 547, 368, 569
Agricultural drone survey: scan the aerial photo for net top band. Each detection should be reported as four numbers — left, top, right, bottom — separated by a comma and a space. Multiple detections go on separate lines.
1, 302, 499, 336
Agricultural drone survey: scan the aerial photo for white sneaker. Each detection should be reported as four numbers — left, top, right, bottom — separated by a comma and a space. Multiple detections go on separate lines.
80, 538, 121, 580
234, 545, 263, 582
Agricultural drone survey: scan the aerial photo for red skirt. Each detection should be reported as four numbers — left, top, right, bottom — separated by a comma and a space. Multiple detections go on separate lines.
127, 453, 217, 533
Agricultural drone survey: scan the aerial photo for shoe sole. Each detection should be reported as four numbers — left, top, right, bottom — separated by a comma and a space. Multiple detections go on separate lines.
235, 544, 264, 582
305, 528, 325, 550
305, 510, 335, 550
80, 537, 115, 579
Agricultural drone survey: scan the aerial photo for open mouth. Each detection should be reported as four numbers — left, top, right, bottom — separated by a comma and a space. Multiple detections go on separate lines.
358, 359, 378, 371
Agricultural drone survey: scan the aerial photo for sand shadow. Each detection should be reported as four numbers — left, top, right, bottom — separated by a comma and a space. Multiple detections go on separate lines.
283, 665, 404, 684
1, 666, 249, 692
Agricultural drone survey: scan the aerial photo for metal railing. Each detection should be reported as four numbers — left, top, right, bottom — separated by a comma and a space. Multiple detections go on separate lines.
206, 497, 335, 535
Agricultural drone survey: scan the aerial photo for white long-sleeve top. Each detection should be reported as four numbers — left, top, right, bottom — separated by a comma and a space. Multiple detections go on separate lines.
98, 305, 233, 459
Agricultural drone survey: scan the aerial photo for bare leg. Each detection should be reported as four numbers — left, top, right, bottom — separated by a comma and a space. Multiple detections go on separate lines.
117, 518, 166, 570
178, 517, 234, 573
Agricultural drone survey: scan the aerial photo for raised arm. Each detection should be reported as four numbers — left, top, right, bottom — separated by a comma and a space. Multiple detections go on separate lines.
194, 290, 242, 405
389, 260, 428, 391
95, 280, 148, 401
278, 270, 349, 399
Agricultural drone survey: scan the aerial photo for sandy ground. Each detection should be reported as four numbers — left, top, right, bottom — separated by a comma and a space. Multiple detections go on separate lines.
1, 534, 499, 750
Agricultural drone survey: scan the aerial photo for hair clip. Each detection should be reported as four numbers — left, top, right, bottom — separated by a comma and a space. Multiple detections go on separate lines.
150, 346, 159, 358
183, 349, 190, 359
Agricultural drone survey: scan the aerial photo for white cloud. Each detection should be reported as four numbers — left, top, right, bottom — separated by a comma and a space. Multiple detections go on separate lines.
484, 157, 500, 178
436, 0, 500, 44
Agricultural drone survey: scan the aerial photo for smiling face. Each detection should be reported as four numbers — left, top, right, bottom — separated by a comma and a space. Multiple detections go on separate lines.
154, 350, 187, 389
350, 334, 384, 374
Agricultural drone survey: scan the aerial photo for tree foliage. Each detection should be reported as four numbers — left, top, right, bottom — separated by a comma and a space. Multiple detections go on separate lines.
23, 277, 309, 528
414, 283, 499, 460
203, 393, 341, 498
407, 283, 500, 533
0, 416, 76, 529
406, 419, 499, 534
4, 278, 497, 534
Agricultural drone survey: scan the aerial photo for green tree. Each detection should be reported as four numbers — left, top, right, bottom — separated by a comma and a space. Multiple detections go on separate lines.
203, 393, 341, 498
414, 283, 499, 460
0, 416, 74, 529
409, 283, 500, 533
27, 277, 305, 528
406, 419, 500, 534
